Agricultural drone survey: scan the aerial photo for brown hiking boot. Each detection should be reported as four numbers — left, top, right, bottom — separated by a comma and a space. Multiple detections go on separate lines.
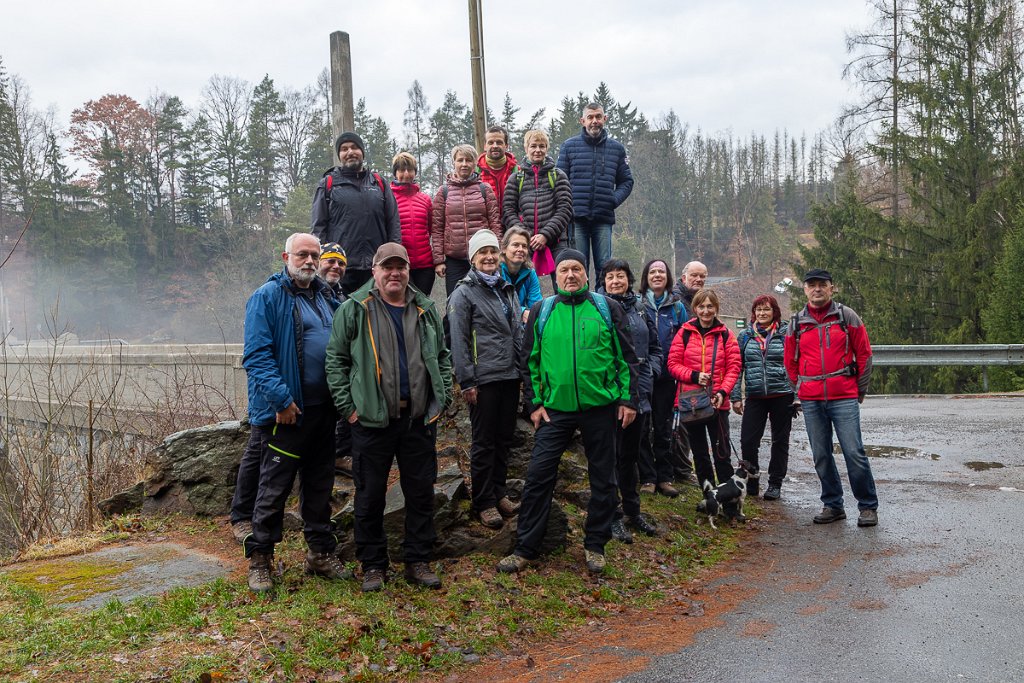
404, 562, 442, 589
584, 549, 606, 574
496, 497, 521, 518
656, 481, 680, 498
361, 567, 387, 593
639, 482, 656, 495
304, 551, 353, 581
231, 520, 252, 544
496, 554, 532, 574
247, 551, 274, 593
478, 507, 503, 529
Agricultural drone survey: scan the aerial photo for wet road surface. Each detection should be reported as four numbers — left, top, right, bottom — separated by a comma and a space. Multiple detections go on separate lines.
626, 394, 1024, 682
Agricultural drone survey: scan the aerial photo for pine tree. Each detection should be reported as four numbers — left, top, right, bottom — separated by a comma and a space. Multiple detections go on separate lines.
246, 75, 285, 230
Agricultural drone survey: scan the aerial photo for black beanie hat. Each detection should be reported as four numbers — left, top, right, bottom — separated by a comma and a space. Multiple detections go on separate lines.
555, 248, 587, 268
335, 131, 365, 155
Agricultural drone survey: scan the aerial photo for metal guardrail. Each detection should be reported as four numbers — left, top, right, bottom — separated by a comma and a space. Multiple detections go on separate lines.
872, 344, 1024, 366
872, 344, 1024, 391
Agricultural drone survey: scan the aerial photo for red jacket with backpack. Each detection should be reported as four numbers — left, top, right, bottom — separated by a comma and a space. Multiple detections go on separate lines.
667, 318, 742, 410
783, 301, 873, 401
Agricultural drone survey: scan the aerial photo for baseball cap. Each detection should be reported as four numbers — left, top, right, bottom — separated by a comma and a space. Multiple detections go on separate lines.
372, 242, 410, 267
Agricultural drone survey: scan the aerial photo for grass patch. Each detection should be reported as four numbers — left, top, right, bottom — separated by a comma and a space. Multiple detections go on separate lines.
0, 487, 747, 682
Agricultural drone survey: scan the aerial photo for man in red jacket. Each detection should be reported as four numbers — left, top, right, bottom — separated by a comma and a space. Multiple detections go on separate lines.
476, 125, 517, 217
784, 269, 879, 527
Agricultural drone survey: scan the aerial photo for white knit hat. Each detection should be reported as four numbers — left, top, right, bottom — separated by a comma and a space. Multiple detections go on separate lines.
468, 229, 500, 261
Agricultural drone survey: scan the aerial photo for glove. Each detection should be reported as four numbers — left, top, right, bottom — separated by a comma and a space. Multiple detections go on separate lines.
789, 401, 802, 418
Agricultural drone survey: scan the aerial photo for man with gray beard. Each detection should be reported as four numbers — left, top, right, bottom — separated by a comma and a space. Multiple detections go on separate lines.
240, 233, 350, 593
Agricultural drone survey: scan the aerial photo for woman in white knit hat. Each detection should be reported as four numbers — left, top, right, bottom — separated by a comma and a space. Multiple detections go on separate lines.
447, 229, 524, 528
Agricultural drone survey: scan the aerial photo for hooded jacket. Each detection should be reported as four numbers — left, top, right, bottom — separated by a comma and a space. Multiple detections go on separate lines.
521, 287, 639, 413
447, 269, 524, 389
501, 155, 573, 250
430, 173, 502, 263
391, 181, 434, 270
783, 301, 873, 401
500, 261, 542, 316
325, 279, 453, 428
476, 151, 518, 215
311, 167, 401, 270
243, 269, 340, 427
666, 318, 742, 410
555, 127, 634, 225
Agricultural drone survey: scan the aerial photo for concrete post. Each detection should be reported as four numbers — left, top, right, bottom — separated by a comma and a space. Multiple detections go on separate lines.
467, 0, 488, 152
330, 31, 355, 163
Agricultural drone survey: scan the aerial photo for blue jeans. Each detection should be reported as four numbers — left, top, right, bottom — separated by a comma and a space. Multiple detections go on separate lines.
573, 221, 612, 282
802, 399, 878, 511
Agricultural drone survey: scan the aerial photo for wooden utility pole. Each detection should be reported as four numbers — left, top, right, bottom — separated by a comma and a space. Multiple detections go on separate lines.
330, 31, 355, 163
467, 0, 488, 152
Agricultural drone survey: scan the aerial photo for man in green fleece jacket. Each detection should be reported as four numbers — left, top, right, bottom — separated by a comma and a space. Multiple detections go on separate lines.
326, 242, 453, 593
497, 249, 639, 575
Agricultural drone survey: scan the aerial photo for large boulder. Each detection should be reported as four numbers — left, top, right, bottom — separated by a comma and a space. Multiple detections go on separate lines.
139, 420, 249, 516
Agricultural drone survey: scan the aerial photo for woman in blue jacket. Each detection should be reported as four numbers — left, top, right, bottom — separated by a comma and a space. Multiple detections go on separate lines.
730, 294, 796, 500
499, 226, 542, 322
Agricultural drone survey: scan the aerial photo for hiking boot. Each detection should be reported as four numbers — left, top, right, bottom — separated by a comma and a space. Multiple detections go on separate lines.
361, 567, 387, 593
857, 509, 879, 527
639, 482, 657, 495
247, 551, 274, 593
656, 481, 680, 498
304, 551, 353, 581
678, 472, 701, 488
478, 507, 503, 529
813, 507, 847, 524
404, 562, 442, 589
496, 554, 531, 574
496, 496, 521, 518
335, 456, 353, 477
231, 520, 252, 544
625, 513, 658, 537
584, 549, 606, 574
763, 485, 782, 501
611, 519, 634, 544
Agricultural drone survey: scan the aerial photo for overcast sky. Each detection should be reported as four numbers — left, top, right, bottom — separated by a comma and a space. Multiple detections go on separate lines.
2, 0, 874, 144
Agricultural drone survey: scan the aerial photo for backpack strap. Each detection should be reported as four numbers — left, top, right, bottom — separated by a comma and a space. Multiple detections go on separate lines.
536, 296, 557, 337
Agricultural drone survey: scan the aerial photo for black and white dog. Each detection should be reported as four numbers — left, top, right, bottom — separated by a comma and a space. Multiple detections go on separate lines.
696, 461, 753, 529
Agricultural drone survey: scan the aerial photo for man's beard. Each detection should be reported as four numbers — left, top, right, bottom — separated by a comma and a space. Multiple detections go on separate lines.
289, 265, 317, 286
322, 272, 342, 285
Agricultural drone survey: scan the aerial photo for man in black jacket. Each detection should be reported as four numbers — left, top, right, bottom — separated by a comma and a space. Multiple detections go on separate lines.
311, 132, 401, 294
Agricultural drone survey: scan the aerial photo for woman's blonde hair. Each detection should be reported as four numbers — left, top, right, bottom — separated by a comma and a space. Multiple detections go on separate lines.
523, 129, 550, 150
500, 226, 534, 270
451, 144, 478, 162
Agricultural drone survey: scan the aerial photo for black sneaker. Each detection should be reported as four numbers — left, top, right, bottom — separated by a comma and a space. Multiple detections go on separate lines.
611, 519, 634, 544
625, 513, 658, 536
361, 567, 387, 592
813, 507, 847, 524
763, 485, 781, 501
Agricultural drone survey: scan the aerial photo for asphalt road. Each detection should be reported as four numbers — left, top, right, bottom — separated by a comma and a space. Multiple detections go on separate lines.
626, 394, 1024, 683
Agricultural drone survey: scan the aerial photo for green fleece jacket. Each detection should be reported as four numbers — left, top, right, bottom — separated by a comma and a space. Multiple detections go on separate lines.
325, 280, 453, 428
521, 287, 638, 413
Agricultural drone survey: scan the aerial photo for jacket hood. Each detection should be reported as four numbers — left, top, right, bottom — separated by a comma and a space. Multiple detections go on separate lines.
391, 181, 421, 195
446, 171, 483, 186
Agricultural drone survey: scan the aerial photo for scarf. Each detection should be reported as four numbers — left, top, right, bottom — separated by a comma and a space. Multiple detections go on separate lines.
752, 321, 779, 355
476, 269, 512, 323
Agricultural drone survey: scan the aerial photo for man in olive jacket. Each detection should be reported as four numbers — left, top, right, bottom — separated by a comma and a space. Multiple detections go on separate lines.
325, 243, 453, 593
497, 249, 639, 576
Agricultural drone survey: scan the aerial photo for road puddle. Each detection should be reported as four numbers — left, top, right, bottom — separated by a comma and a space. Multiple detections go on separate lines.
834, 444, 941, 460
964, 461, 1006, 471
